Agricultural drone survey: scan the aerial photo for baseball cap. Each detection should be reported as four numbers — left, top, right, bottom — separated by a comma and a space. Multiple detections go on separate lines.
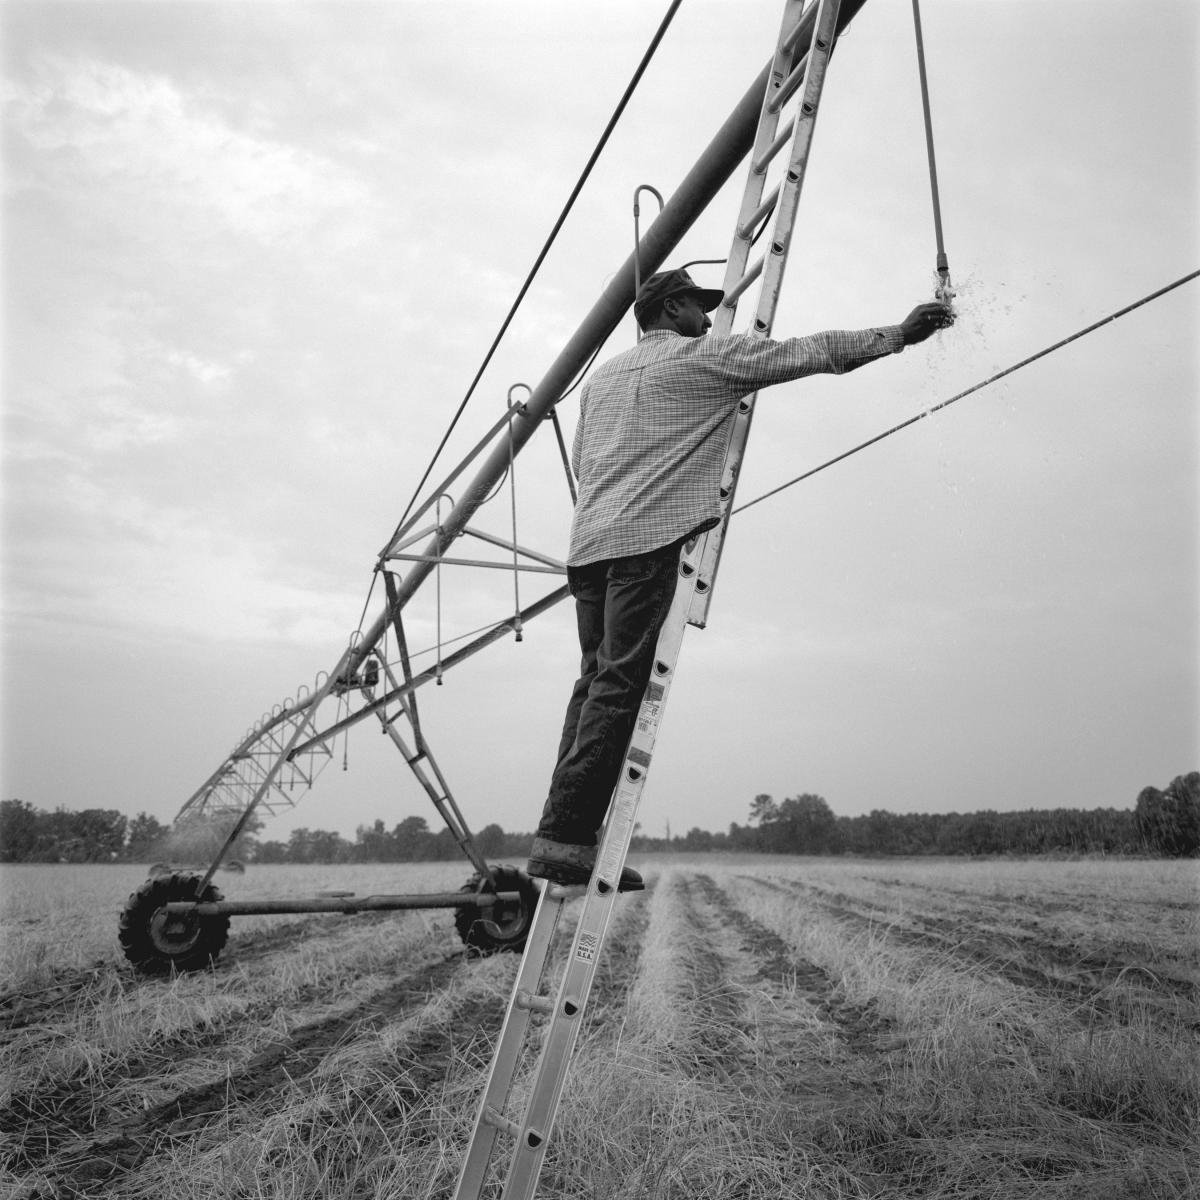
633, 268, 724, 328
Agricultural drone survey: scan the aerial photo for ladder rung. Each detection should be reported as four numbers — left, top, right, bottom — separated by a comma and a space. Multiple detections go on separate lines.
772, 34, 830, 113
767, 57, 807, 114
779, 6, 809, 56
545, 882, 587, 901
770, 30, 830, 116
723, 255, 764, 308
515, 989, 553, 1015
482, 1106, 522, 1139
752, 118, 795, 176
738, 183, 780, 240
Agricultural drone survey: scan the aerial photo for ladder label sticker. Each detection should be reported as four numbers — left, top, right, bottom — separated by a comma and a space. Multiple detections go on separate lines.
637, 684, 664, 735
626, 746, 652, 768
575, 932, 599, 963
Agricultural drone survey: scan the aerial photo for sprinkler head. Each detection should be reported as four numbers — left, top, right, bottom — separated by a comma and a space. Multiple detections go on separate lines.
934, 271, 956, 310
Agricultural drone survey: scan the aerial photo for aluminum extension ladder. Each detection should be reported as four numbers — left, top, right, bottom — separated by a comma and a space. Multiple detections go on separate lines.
451, 3, 843, 1196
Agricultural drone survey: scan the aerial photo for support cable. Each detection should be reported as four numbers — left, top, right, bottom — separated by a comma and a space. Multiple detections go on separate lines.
733, 269, 1200, 517
388, 0, 685, 542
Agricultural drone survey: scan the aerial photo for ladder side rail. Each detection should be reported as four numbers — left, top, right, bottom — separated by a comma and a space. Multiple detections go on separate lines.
681, 0, 831, 606
453, 5, 873, 1194
688, 0, 843, 627
498, 565, 696, 1199
451, 886, 574, 1198
708, 0, 806, 341
499, 886, 621, 1198
754, 0, 843, 336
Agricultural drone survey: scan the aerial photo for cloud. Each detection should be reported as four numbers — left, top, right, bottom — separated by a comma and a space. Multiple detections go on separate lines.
5, 53, 370, 248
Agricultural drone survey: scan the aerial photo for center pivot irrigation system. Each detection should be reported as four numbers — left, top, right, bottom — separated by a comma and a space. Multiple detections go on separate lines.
120, 0, 887, 974
116, 0, 1196, 977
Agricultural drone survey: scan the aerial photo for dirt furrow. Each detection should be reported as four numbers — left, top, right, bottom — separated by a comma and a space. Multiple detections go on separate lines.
581, 879, 653, 1030
0, 911, 426, 1051
858, 874, 1199, 979
4, 949, 476, 1197
0, 963, 117, 1043
740, 873, 1197, 1024
692, 874, 896, 1058
3, 920, 451, 1134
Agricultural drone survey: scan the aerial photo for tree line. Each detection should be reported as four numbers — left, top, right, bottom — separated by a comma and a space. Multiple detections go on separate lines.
1, 771, 1195, 864
0, 803, 530, 865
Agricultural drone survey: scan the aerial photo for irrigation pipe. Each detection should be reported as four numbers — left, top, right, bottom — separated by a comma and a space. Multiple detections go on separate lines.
733, 268, 1200, 517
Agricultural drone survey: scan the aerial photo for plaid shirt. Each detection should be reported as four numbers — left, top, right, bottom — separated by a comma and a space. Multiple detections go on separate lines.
567, 325, 904, 565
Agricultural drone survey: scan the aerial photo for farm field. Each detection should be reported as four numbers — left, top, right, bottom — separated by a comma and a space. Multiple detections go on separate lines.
1, 856, 1197, 1199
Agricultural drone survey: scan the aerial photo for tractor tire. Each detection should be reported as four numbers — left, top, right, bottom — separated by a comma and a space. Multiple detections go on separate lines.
119, 871, 230, 974
454, 865, 539, 956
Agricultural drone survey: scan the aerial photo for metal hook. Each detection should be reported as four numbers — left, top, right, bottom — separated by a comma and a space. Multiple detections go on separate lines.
633, 185, 664, 341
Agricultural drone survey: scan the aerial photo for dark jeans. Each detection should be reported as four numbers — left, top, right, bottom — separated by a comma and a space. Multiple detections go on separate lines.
536, 538, 684, 846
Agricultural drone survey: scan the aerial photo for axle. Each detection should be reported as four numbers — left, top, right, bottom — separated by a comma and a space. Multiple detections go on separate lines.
165, 889, 522, 918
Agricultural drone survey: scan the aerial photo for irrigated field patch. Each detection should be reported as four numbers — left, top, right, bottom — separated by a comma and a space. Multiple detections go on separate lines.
1, 857, 1196, 1199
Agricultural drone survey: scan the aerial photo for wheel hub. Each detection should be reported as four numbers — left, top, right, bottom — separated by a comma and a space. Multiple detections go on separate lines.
148, 906, 203, 957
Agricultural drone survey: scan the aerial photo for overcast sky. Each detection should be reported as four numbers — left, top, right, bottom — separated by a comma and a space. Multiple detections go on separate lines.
3, 0, 1196, 848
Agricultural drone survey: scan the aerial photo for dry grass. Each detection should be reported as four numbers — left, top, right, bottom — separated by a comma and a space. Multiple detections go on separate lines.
2, 855, 1196, 1198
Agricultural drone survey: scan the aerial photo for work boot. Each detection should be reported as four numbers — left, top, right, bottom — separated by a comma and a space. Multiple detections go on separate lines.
526, 837, 644, 892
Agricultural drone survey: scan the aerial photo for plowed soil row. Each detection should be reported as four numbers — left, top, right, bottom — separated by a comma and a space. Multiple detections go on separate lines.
4, 880, 660, 1200
5, 861, 1196, 1200
12, 957, 462, 1184
4, 913, 444, 1107
741, 873, 1196, 1024
579, 878, 652, 1031
0, 912, 401, 1043
690, 873, 895, 1057
1, 906, 500, 1199
769, 869, 1195, 982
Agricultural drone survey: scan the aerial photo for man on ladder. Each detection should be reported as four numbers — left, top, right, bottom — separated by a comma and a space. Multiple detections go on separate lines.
526, 266, 953, 888
456, 3, 957, 1192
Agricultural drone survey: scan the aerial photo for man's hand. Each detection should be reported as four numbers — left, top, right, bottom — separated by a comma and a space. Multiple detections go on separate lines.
900, 302, 955, 346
